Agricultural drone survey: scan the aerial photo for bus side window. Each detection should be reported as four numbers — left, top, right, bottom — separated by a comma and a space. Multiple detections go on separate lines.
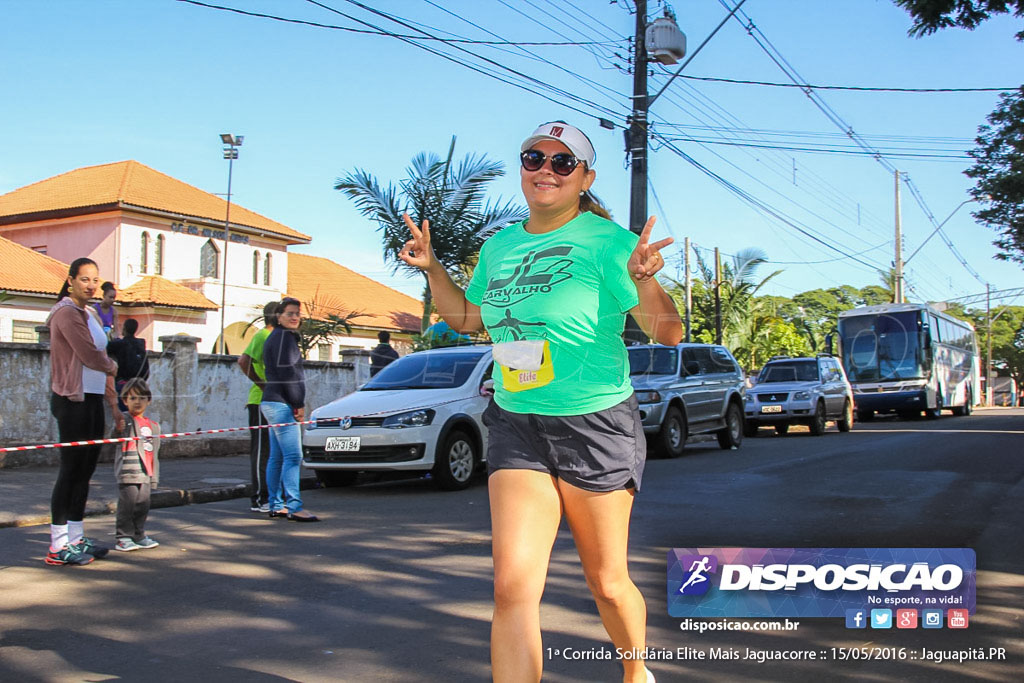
929, 315, 941, 343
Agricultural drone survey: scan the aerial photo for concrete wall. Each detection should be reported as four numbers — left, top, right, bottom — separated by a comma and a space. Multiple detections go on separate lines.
0, 335, 370, 468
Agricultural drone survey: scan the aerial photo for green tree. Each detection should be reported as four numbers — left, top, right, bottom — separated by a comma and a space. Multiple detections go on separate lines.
896, 1, 1024, 264
895, 0, 1024, 41
966, 305, 1024, 390
335, 137, 528, 332
966, 87, 1024, 264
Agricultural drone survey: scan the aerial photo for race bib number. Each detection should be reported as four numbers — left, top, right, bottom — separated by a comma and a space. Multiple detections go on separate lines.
498, 340, 554, 392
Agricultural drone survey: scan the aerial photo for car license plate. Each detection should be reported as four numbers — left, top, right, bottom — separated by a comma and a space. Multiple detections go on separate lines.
760, 405, 783, 414
325, 436, 360, 452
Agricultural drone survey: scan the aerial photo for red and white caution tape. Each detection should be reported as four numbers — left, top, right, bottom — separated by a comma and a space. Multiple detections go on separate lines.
0, 419, 316, 454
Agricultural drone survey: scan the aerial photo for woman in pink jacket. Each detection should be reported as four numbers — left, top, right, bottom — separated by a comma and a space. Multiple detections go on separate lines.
45, 257, 120, 566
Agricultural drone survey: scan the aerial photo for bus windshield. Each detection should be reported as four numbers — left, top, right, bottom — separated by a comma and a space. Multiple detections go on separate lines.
839, 311, 923, 382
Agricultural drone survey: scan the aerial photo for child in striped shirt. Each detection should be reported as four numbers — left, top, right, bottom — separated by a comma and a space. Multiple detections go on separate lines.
114, 378, 161, 552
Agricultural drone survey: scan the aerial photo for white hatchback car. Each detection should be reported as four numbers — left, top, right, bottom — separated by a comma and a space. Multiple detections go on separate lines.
303, 345, 493, 490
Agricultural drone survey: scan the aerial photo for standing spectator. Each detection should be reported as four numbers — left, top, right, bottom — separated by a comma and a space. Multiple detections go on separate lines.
262, 298, 319, 522
94, 281, 119, 340
45, 257, 121, 566
113, 378, 161, 552
369, 330, 400, 376
107, 318, 150, 410
399, 121, 680, 682
238, 301, 277, 513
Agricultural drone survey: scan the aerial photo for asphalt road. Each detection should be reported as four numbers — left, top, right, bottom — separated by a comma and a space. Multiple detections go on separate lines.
1, 408, 1021, 682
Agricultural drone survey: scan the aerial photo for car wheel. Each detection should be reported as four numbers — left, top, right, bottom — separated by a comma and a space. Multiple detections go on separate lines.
857, 410, 874, 422
432, 429, 477, 490
314, 470, 358, 488
809, 401, 827, 436
657, 406, 687, 458
774, 422, 790, 436
837, 400, 853, 432
743, 420, 759, 438
716, 403, 743, 450
925, 389, 943, 420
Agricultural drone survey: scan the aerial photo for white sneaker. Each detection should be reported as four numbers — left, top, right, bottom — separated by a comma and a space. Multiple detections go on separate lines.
115, 538, 141, 552
135, 536, 160, 549
646, 667, 656, 683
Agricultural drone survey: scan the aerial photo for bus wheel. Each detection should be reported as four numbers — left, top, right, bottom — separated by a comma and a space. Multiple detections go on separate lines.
925, 392, 943, 420
952, 389, 972, 416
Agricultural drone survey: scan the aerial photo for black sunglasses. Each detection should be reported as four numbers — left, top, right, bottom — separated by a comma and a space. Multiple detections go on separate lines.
520, 149, 583, 176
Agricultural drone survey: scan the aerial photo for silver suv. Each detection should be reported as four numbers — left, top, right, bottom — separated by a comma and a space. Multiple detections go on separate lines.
628, 343, 747, 458
744, 355, 853, 437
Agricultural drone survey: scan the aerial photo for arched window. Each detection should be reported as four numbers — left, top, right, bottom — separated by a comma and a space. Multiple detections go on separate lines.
140, 232, 150, 274
200, 239, 220, 279
264, 252, 272, 286
252, 251, 260, 284
155, 235, 164, 275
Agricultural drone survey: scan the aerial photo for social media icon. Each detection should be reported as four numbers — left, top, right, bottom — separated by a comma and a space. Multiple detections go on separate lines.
922, 609, 943, 629
870, 609, 892, 629
948, 609, 969, 629
896, 609, 918, 629
845, 609, 867, 629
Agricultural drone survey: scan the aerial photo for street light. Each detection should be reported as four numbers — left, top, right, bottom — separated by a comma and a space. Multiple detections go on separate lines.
218, 133, 243, 354
903, 197, 977, 267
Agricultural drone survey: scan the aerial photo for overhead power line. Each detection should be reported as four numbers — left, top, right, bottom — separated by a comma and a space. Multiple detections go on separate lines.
176, 0, 621, 45
677, 74, 1016, 93
656, 135, 971, 160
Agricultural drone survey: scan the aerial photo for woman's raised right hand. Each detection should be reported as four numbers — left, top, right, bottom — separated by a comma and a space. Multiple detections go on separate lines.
398, 213, 437, 271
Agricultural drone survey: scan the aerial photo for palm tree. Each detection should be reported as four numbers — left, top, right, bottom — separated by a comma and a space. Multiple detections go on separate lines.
335, 137, 528, 331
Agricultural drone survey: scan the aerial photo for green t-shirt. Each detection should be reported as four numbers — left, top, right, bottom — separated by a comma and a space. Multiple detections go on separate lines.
465, 212, 639, 416
243, 327, 272, 405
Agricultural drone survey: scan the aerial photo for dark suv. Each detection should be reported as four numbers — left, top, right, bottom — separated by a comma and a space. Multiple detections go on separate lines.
628, 343, 747, 457
743, 355, 854, 437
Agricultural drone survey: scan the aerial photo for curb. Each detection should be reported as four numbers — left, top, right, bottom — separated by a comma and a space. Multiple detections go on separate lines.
0, 475, 319, 529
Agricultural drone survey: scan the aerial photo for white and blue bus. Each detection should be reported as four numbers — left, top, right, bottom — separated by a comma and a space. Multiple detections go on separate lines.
836, 303, 980, 420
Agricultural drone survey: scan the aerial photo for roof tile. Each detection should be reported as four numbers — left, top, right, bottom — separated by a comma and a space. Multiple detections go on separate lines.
118, 276, 219, 310
0, 236, 70, 295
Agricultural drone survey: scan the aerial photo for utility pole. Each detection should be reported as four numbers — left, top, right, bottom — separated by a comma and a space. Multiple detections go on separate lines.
893, 169, 904, 304
623, 0, 649, 345
714, 247, 722, 345
986, 283, 993, 407
684, 236, 691, 342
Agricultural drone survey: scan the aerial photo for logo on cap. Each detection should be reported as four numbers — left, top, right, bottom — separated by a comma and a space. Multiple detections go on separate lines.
550, 126, 564, 137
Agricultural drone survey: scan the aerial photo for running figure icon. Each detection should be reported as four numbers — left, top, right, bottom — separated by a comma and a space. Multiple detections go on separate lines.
678, 556, 712, 594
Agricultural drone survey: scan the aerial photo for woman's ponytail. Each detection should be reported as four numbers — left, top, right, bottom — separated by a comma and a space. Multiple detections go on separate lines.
579, 190, 611, 221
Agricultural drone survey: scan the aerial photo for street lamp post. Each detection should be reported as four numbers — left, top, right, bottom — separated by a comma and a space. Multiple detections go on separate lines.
902, 198, 976, 268
218, 133, 243, 354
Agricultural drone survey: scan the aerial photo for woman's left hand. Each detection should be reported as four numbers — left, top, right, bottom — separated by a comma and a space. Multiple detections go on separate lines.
628, 216, 674, 283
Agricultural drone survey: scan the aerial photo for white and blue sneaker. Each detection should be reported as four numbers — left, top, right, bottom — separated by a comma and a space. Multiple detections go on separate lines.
135, 536, 160, 549
115, 538, 141, 552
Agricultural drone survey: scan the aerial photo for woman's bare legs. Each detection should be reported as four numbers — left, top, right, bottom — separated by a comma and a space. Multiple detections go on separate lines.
489, 470, 563, 683
559, 481, 648, 683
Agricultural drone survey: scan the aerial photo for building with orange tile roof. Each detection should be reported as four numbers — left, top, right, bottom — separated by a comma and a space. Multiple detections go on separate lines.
0, 162, 426, 359
0, 161, 309, 352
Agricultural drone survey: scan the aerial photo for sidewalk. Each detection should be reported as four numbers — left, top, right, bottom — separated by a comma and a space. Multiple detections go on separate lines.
0, 454, 318, 528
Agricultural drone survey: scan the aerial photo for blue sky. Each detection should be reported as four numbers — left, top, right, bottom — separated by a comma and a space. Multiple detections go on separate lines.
2, 0, 1022, 308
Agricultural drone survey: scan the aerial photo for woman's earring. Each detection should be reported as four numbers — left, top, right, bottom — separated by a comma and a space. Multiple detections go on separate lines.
579, 191, 585, 196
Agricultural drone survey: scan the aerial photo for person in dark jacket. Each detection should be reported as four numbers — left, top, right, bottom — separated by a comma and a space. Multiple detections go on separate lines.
106, 318, 150, 410
261, 298, 319, 522
369, 330, 399, 376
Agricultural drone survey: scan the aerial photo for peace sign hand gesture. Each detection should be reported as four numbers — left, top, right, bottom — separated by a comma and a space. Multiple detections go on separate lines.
398, 213, 438, 272
628, 216, 673, 283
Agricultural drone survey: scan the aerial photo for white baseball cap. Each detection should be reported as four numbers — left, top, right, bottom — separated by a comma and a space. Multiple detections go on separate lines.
521, 121, 596, 168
